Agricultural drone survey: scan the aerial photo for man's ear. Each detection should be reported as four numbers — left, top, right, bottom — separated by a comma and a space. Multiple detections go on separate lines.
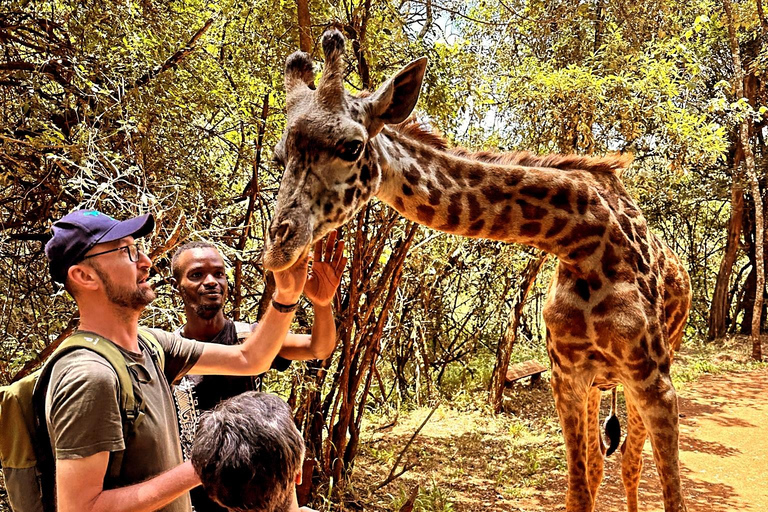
170, 277, 179, 292
67, 263, 100, 292
295, 467, 303, 485
364, 57, 427, 136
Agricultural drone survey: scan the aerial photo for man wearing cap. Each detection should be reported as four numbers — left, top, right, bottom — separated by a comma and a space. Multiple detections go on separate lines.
42, 209, 345, 512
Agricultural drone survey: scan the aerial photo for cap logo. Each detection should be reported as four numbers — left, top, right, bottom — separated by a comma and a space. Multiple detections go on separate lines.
83, 210, 114, 219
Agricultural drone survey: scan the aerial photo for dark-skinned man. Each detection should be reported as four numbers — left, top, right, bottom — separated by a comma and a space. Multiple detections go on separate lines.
169, 233, 345, 512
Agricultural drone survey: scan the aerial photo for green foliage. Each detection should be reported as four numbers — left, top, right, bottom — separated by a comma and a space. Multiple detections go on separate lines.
3, 0, 761, 383
672, 336, 768, 385
1, 0, 299, 379
2, 0, 767, 507
387, 479, 456, 512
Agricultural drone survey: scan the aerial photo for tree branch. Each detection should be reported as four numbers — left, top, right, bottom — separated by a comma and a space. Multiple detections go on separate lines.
11, 312, 79, 383
374, 402, 440, 490
124, 18, 214, 93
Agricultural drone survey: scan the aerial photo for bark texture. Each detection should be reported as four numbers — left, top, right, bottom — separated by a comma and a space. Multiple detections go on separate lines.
724, 0, 765, 360
708, 182, 744, 340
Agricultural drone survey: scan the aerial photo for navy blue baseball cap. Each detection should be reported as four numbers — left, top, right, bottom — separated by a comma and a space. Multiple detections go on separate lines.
45, 209, 155, 283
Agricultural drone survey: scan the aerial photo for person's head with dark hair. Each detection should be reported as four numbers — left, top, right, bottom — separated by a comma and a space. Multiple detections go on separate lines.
171, 241, 218, 282
191, 392, 305, 512
171, 241, 228, 322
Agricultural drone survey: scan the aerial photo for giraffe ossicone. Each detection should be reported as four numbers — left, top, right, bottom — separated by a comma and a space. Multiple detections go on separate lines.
267, 29, 692, 512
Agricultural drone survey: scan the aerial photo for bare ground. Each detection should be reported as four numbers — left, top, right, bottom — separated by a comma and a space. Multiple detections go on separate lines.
357, 367, 768, 511
517, 368, 768, 512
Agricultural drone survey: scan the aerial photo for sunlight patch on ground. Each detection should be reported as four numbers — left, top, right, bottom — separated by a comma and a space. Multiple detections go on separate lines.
353, 336, 765, 511
355, 385, 567, 511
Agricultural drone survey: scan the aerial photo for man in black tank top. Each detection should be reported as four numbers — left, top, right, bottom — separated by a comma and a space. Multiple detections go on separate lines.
170, 233, 345, 512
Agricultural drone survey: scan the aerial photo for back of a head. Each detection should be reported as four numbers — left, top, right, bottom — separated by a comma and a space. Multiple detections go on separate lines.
191, 392, 304, 512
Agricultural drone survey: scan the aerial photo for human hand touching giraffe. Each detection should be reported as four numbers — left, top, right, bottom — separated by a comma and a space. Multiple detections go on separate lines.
303, 230, 347, 307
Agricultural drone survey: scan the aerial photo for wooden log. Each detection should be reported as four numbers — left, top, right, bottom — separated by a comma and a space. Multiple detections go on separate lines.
505, 360, 548, 386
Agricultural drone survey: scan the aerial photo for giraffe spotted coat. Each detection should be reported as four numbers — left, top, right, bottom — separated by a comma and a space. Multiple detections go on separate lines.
264, 29, 692, 512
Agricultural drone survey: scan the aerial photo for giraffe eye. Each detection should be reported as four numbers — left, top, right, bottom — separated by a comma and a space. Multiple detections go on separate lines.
336, 140, 363, 162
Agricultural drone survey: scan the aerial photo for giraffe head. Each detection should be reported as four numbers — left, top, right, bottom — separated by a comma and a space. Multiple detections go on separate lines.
263, 29, 427, 271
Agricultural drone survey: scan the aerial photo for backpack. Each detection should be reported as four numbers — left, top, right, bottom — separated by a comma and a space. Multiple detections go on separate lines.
0, 328, 165, 512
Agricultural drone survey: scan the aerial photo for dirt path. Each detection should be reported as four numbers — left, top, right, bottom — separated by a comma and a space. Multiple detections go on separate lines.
520, 368, 768, 511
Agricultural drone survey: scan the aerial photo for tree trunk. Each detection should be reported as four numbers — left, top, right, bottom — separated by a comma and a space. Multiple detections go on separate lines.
758, 0, 768, 32
708, 181, 744, 340
593, 0, 605, 54
313, 216, 418, 486
489, 251, 548, 413
296, 0, 312, 53
345, 0, 372, 90
724, 0, 765, 360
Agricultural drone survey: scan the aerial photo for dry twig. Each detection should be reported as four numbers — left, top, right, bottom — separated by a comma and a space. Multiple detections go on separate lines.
374, 402, 440, 490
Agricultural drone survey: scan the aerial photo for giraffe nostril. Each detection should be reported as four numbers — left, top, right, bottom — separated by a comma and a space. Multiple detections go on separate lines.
274, 221, 293, 243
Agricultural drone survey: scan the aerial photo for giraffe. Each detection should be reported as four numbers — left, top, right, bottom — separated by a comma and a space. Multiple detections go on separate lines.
263, 30, 692, 512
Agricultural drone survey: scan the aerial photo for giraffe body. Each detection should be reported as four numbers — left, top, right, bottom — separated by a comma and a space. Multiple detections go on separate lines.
265, 30, 692, 512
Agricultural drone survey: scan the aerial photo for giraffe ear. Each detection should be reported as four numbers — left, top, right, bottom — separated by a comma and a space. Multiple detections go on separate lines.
365, 57, 427, 136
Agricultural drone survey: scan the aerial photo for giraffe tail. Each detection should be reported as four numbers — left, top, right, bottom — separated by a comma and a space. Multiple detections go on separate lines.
602, 388, 621, 457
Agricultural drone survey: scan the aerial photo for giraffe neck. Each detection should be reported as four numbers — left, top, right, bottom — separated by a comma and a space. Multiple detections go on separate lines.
372, 128, 621, 266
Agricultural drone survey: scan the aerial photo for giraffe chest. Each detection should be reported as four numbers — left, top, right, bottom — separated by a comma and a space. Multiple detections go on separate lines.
543, 264, 671, 386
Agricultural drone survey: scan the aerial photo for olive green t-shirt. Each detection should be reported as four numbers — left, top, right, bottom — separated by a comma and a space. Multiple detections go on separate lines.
45, 328, 205, 512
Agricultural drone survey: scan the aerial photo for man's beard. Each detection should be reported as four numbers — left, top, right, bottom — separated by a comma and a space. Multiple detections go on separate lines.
92, 263, 156, 310
179, 287, 223, 320
194, 302, 222, 320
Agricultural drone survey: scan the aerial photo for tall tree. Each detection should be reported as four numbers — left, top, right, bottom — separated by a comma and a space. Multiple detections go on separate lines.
723, 0, 765, 360
297, 0, 313, 53
708, 176, 744, 340
489, 251, 547, 413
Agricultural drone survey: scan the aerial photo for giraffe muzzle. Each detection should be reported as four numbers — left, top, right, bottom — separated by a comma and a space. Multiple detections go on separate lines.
263, 216, 313, 271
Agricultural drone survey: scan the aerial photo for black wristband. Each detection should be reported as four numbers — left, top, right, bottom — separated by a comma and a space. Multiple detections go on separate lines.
271, 296, 299, 313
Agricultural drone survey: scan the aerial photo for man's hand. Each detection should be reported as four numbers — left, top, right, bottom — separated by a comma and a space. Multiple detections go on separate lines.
304, 231, 347, 307
273, 254, 310, 305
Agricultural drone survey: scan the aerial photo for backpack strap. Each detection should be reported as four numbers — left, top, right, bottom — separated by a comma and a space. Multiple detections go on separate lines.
233, 321, 253, 342
33, 331, 165, 484
138, 327, 165, 372
34, 334, 138, 429
104, 328, 166, 482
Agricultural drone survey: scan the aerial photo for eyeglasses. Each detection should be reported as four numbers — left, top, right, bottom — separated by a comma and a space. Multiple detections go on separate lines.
82, 243, 143, 263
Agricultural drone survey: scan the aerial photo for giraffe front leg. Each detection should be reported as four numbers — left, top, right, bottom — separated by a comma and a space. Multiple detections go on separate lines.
627, 374, 687, 512
620, 398, 647, 512
552, 373, 593, 512
586, 387, 604, 509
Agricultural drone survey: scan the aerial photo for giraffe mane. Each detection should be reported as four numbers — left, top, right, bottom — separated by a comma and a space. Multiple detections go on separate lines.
391, 118, 632, 176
